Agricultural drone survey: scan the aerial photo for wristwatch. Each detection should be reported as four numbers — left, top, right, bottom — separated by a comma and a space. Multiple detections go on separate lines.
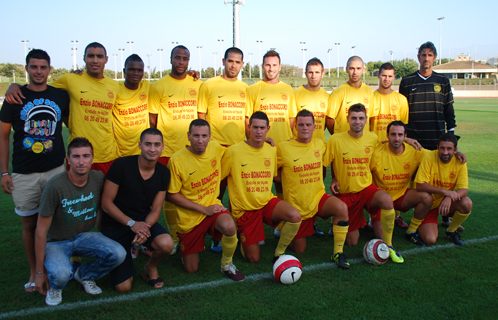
127, 219, 136, 228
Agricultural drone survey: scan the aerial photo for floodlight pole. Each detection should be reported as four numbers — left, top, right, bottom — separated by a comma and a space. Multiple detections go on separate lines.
351, 46, 356, 56
327, 49, 332, 77
147, 54, 151, 80
158, 49, 163, 78
71, 40, 78, 71
389, 51, 393, 64
197, 46, 203, 78
300, 42, 306, 78
438, 16, 445, 65
112, 54, 118, 80
335, 43, 340, 77
127, 41, 134, 55
257, 40, 263, 79
22, 40, 29, 82
213, 52, 217, 77
248, 53, 252, 78
119, 49, 125, 80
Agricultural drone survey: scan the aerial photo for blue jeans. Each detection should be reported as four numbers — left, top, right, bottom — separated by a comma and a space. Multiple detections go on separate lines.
45, 232, 126, 290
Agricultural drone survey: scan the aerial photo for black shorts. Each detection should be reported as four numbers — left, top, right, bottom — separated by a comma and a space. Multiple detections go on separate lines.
102, 222, 169, 286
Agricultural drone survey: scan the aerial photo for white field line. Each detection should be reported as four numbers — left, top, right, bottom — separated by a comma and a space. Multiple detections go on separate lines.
2, 234, 497, 319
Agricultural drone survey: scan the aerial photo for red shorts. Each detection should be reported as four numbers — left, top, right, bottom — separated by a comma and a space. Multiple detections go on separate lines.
421, 207, 454, 226
177, 211, 228, 257
157, 157, 170, 167
237, 198, 282, 247
294, 193, 333, 240
393, 189, 411, 212
66, 160, 114, 175
338, 184, 381, 233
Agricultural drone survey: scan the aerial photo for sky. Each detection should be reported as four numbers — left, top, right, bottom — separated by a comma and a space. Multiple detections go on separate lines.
1, 0, 497, 72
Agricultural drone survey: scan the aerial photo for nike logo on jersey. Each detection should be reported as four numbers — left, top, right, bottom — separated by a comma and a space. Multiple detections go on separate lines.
343, 152, 349, 155
293, 158, 300, 162
81, 91, 88, 93
189, 170, 196, 175
412, 88, 417, 91
346, 100, 352, 104
169, 94, 175, 97
218, 95, 225, 98
261, 97, 266, 100
300, 105, 306, 108
117, 103, 123, 105
384, 168, 389, 171
241, 163, 248, 167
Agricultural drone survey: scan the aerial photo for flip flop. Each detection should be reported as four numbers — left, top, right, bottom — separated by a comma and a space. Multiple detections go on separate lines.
24, 282, 35, 292
141, 273, 164, 288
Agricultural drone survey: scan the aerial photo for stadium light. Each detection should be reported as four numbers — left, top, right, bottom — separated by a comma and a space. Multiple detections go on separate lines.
248, 53, 252, 78
158, 49, 164, 78
22, 40, 29, 82
224, 1, 244, 80
300, 42, 306, 78
197, 46, 203, 78
438, 16, 445, 65
119, 49, 125, 80
112, 54, 118, 80
351, 46, 356, 56
127, 41, 134, 55
218, 40, 224, 75
335, 43, 340, 77
257, 40, 263, 79
213, 52, 217, 77
71, 40, 78, 71
327, 49, 332, 77
389, 51, 393, 63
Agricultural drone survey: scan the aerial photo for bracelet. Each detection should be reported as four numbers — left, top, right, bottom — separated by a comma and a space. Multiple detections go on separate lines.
36, 271, 45, 274
1, 172, 9, 177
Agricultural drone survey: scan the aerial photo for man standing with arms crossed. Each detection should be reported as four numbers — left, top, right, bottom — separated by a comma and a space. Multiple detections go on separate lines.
323, 104, 404, 263
1, 49, 69, 292
167, 119, 244, 281
277, 110, 350, 268
34, 138, 125, 306
197, 47, 248, 251
399, 41, 459, 229
149, 45, 203, 252
222, 111, 301, 264
5, 43, 119, 174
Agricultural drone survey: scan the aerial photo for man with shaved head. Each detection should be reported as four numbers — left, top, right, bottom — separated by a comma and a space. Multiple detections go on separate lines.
326, 56, 374, 135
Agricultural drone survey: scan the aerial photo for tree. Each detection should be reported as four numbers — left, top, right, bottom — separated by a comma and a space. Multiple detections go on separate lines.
279, 64, 301, 77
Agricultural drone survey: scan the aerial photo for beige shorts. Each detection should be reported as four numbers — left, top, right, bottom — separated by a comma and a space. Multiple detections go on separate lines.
11, 164, 66, 216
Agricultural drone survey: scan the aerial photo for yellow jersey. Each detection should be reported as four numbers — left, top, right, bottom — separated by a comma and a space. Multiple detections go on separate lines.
293, 86, 329, 143
370, 90, 409, 143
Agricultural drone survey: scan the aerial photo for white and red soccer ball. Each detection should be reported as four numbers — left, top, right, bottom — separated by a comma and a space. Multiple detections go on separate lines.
363, 239, 390, 265
273, 255, 302, 284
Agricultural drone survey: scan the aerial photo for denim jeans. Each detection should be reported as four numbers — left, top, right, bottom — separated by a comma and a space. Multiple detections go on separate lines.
45, 232, 126, 290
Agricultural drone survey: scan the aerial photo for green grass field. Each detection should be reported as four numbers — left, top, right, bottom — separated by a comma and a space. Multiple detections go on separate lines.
1, 99, 497, 319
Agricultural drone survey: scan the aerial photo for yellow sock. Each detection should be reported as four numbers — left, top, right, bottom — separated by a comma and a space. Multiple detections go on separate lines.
407, 217, 424, 234
395, 210, 401, 218
275, 221, 284, 231
276, 191, 284, 200
220, 234, 238, 266
275, 221, 300, 256
163, 201, 179, 242
381, 209, 395, 246
332, 224, 348, 254
447, 211, 471, 233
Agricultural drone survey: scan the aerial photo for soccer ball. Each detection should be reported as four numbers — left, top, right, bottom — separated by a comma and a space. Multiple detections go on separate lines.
363, 239, 390, 265
273, 255, 302, 285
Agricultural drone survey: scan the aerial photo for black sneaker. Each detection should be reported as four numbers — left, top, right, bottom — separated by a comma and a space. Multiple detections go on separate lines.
313, 223, 324, 236
405, 232, 426, 246
332, 253, 350, 269
446, 231, 464, 246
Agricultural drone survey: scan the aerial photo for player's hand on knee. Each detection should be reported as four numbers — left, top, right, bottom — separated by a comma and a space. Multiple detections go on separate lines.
443, 190, 460, 202
131, 221, 151, 238
203, 204, 226, 216
5, 83, 24, 104
439, 197, 453, 216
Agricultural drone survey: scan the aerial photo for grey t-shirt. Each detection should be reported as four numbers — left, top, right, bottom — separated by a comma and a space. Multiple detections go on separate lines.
39, 170, 104, 241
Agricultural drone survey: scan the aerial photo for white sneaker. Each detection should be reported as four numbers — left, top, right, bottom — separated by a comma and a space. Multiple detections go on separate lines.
258, 240, 265, 245
45, 289, 62, 306
273, 229, 281, 238
74, 268, 102, 295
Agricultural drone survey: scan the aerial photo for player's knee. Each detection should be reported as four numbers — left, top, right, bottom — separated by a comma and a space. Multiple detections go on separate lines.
421, 233, 437, 245
185, 264, 199, 274
345, 238, 358, 247
336, 202, 348, 219
461, 197, 473, 214
287, 208, 301, 223
222, 223, 236, 237
115, 279, 132, 293
245, 253, 260, 264
156, 234, 175, 255
421, 192, 433, 207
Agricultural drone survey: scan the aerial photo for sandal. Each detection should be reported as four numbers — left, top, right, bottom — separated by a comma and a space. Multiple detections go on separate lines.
141, 273, 164, 288
24, 282, 36, 292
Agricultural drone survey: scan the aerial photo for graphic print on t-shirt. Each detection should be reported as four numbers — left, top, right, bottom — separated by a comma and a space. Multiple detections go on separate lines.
20, 97, 63, 154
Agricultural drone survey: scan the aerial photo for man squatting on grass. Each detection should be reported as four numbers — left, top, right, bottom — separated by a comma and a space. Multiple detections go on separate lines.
34, 138, 126, 306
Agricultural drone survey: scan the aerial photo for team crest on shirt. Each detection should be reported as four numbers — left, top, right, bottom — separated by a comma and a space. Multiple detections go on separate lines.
314, 150, 320, 158
320, 101, 326, 109
391, 104, 398, 112
365, 146, 371, 154
107, 91, 115, 99
140, 92, 147, 101
240, 91, 246, 98
264, 159, 271, 167
211, 158, 217, 168
404, 163, 410, 171
363, 98, 369, 105
281, 94, 288, 101
189, 89, 197, 97
240, 233, 246, 243
180, 242, 185, 252
449, 172, 456, 179
434, 84, 441, 93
